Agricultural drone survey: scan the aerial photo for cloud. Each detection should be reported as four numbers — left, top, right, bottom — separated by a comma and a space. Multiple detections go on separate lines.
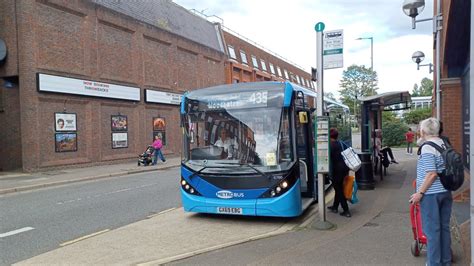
174, 0, 434, 96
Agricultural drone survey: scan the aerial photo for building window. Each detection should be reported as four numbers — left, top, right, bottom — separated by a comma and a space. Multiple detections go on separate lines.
277, 66, 282, 77
296, 76, 301, 84
269, 63, 275, 75
260, 59, 267, 71
228, 45, 237, 60
251, 55, 259, 69
284, 69, 289, 79
240, 50, 248, 65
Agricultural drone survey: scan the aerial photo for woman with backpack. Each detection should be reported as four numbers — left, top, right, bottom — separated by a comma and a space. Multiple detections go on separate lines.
409, 117, 452, 265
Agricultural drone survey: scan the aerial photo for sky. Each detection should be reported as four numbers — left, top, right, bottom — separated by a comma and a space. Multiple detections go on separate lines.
173, 0, 435, 100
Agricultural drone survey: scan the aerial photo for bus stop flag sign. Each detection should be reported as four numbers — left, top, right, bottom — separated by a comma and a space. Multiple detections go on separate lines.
323, 30, 344, 69
315, 22, 325, 32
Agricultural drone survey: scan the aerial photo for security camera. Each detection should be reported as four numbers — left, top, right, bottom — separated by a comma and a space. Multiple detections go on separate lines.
411, 51, 425, 64
402, 0, 425, 18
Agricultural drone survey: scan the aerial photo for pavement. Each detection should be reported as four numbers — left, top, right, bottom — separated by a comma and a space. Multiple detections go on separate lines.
2, 148, 470, 265
0, 157, 182, 195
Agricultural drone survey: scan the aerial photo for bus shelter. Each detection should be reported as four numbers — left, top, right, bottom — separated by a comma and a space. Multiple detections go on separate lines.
357, 91, 411, 190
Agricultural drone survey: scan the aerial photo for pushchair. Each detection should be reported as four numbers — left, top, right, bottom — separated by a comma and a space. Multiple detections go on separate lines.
138, 145, 154, 166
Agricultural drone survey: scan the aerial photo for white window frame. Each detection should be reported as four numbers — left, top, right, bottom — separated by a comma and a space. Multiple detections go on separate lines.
277, 66, 282, 77
269, 63, 275, 75
284, 69, 289, 79
251, 55, 259, 69
260, 59, 267, 71
228, 45, 237, 60
240, 50, 248, 65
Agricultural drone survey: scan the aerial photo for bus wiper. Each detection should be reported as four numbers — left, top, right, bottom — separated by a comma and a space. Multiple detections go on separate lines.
188, 164, 228, 179
217, 162, 271, 180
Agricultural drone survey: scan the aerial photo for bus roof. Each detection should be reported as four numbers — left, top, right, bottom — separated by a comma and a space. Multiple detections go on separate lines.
185, 81, 316, 98
182, 81, 346, 112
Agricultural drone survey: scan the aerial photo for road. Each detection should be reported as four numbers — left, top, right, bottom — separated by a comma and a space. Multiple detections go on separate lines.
0, 167, 180, 266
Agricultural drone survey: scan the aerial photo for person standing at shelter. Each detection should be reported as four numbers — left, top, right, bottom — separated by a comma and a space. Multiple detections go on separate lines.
410, 118, 452, 265
405, 128, 415, 155
327, 128, 351, 217
152, 135, 166, 165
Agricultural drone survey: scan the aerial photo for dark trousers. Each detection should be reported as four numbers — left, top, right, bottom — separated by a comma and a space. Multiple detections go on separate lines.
407, 142, 413, 154
381, 147, 395, 162
331, 175, 349, 212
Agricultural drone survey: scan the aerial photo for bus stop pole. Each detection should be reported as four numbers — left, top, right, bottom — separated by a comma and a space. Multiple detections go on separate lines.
313, 23, 334, 230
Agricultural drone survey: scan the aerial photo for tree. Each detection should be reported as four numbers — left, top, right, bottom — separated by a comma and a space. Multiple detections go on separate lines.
403, 107, 432, 125
324, 92, 337, 101
339, 65, 378, 117
412, 78, 433, 97
382, 111, 408, 147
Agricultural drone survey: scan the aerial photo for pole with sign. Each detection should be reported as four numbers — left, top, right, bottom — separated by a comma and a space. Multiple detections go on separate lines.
313, 22, 334, 230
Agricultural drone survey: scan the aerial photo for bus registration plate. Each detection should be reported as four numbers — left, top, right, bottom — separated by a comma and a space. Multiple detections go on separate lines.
217, 207, 243, 215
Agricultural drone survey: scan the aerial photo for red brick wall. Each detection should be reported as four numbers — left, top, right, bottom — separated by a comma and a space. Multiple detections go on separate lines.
2, 0, 226, 171
440, 78, 462, 154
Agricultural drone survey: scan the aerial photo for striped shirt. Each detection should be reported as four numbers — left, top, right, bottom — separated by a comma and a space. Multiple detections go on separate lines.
416, 138, 447, 194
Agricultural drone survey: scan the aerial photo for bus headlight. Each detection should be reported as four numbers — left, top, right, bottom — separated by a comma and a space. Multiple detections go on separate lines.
180, 177, 201, 196
259, 168, 298, 198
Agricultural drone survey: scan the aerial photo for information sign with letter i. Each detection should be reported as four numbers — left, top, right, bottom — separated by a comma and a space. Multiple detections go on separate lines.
315, 116, 330, 173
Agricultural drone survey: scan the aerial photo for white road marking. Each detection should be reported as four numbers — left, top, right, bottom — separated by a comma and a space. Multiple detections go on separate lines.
0, 227, 35, 238
60, 229, 110, 246
146, 207, 177, 218
56, 184, 157, 205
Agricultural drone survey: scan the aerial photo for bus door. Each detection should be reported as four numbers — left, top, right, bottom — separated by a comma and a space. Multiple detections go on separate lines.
294, 109, 314, 198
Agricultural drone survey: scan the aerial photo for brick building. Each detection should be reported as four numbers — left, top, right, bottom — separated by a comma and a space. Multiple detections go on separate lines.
436, 0, 470, 189
0, 0, 313, 171
0, 0, 227, 171
222, 28, 314, 88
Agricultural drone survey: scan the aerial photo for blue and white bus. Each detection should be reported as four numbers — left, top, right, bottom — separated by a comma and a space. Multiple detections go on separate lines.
180, 81, 350, 217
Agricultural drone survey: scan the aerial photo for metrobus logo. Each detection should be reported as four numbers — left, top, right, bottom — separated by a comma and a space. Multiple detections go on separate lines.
216, 190, 244, 199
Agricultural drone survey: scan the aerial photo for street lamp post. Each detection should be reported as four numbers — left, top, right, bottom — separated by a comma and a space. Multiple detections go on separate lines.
356, 37, 374, 70
411, 50, 434, 73
402, 0, 442, 120
355, 36, 373, 128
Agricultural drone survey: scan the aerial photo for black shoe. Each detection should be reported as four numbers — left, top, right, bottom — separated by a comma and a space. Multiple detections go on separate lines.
327, 206, 338, 213
340, 210, 351, 217
391, 160, 399, 164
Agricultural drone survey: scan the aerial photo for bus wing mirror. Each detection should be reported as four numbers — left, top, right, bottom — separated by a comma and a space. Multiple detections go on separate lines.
298, 111, 308, 123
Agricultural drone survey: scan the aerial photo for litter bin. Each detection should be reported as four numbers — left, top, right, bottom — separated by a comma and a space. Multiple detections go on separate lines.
355, 152, 374, 190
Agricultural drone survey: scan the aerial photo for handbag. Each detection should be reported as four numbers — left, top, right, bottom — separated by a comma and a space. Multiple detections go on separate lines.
343, 175, 359, 204
343, 175, 354, 200
339, 141, 362, 172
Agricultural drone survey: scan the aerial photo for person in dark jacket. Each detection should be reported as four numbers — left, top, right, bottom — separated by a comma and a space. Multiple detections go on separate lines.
327, 128, 351, 217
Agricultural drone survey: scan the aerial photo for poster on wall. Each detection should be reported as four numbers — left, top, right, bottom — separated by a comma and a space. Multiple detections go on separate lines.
112, 132, 128, 149
153, 131, 166, 145
55, 113, 77, 132
111, 115, 128, 131
153, 117, 166, 131
55, 133, 78, 152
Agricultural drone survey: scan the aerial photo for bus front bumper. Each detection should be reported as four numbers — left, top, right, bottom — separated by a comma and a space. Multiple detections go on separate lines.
180, 179, 302, 217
